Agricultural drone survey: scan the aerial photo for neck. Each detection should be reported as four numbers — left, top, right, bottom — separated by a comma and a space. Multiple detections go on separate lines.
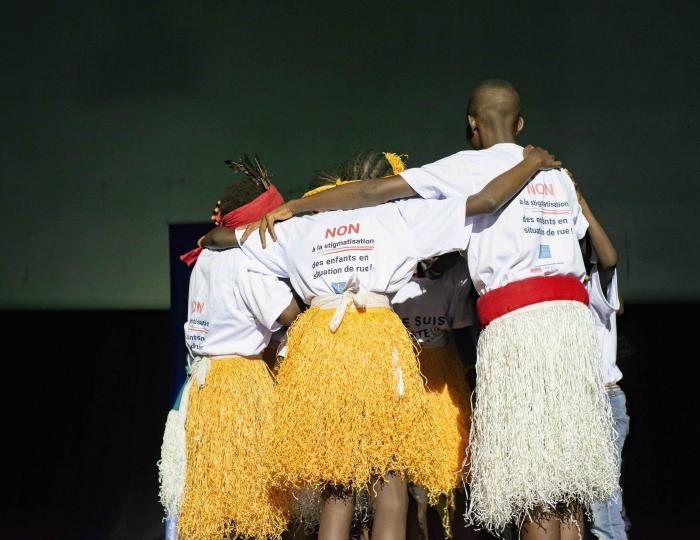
478, 124, 517, 149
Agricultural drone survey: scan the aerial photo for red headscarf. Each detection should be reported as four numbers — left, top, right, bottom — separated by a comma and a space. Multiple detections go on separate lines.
179, 184, 284, 266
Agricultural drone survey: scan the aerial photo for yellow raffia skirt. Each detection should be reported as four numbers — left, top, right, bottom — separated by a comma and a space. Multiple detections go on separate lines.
419, 345, 472, 486
177, 357, 290, 540
416, 345, 472, 536
269, 305, 454, 504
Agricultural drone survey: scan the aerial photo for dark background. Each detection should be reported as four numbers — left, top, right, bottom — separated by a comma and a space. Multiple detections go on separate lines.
1, 0, 697, 538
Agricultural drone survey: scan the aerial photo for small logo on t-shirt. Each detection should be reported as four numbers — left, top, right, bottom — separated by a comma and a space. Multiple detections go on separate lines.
538, 244, 552, 259
331, 281, 347, 294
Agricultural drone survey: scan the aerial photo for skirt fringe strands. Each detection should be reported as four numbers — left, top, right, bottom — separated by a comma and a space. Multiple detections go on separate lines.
177, 357, 290, 540
419, 346, 472, 537
465, 301, 618, 533
419, 346, 472, 484
270, 306, 453, 504
158, 409, 187, 518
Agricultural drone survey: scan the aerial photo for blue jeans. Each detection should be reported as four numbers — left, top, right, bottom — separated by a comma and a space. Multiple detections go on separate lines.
590, 385, 630, 539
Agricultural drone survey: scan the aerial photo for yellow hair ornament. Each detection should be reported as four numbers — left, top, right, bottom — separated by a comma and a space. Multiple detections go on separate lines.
301, 152, 406, 198
383, 152, 407, 175
302, 178, 360, 198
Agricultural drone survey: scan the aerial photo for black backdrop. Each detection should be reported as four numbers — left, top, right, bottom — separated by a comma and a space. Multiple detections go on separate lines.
1, 305, 697, 539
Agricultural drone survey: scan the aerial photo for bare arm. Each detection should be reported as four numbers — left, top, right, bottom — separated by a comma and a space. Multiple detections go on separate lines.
198, 227, 239, 250
567, 170, 618, 292
465, 147, 558, 215
579, 196, 618, 291
287, 175, 416, 214
277, 295, 303, 327
242, 145, 560, 246
286, 146, 555, 216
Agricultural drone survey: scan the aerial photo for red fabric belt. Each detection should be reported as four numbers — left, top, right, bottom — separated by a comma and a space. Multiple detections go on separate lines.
476, 275, 589, 327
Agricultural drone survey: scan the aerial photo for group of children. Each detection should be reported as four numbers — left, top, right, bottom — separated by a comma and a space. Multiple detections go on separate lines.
158, 80, 630, 540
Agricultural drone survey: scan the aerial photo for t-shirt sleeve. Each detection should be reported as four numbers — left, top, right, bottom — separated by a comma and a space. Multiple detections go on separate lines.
395, 197, 472, 260
235, 227, 290, 279
446, 262, 474, 329
586, 265, 620, 321
399, 154, 477, 200
238, 270, 294, 332
561, 172, 589, 239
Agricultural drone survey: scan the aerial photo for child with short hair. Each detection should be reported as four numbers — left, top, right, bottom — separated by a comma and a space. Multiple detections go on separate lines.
243, 80, 619, 539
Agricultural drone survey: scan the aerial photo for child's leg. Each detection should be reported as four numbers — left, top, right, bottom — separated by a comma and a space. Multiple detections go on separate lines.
520, 516, 560, 540
407, 484, 429, 540
319, 491, 354, 540
371, 473, 409, 540
590, 386, 629, 539
559, 507, 584, 540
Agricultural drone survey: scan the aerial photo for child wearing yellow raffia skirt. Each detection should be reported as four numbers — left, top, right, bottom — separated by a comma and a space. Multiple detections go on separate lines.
390, 253, 474, 538
158, 157, 301, 540
201, 164, 481, 538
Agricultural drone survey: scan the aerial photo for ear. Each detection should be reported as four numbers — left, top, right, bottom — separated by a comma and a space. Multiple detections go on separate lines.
516, 116, 525, 134
467, 114, 478, 133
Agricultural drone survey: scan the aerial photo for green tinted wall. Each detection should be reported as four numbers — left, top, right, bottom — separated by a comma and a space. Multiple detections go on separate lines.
1, 1, 696, 308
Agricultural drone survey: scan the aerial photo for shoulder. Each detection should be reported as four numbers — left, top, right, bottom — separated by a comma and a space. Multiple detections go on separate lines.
418, 150, 485, 172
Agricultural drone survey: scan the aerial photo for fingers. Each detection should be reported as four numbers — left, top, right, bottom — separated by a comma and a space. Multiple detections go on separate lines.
240, 221, 259, 244
259, 218, 268, 249
266, 214, 278, 243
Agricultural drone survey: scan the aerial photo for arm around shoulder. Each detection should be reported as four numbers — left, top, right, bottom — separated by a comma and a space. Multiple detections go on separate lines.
465, 146, 561, 216
199, 227, 240, 250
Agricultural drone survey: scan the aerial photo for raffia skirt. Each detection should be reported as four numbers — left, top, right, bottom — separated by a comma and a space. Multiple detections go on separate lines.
167, 356, 290, 540
466, 300, 618, 532
269, 305, 456, 504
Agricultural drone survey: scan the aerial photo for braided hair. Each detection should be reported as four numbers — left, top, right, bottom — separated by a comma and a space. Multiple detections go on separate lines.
219, 154, 271, 215
307, 150, 398, 192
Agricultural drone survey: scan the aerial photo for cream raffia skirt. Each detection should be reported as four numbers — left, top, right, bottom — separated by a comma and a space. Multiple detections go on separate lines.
466, 300, 618, 532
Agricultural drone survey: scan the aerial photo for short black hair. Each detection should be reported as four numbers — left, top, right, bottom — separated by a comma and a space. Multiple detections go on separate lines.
467, 79, 520, 116
219, 155, 270, 214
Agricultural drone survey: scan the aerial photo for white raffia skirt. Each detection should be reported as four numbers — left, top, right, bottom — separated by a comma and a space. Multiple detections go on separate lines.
465, 300, 618, 531
158, 406, 187, 522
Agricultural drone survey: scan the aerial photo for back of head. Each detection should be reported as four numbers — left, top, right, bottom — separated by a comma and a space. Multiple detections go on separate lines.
306, 150, 404, 194
219, 155, 271, 214
468, 79, 521, 132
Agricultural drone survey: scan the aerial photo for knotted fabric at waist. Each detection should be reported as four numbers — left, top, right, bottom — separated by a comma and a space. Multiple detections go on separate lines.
310, 273, 390, 332
476, 275, 589, 327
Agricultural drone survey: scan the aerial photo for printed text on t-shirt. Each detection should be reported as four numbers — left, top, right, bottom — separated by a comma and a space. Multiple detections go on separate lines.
310, 222, 376, 280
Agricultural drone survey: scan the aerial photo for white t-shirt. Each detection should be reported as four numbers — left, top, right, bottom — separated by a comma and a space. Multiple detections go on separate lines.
400, 143, 589, 294
236, 197, 472, 304
390, 258, 474, 347
585, 265, 622, 385
184, 248, 294, 358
